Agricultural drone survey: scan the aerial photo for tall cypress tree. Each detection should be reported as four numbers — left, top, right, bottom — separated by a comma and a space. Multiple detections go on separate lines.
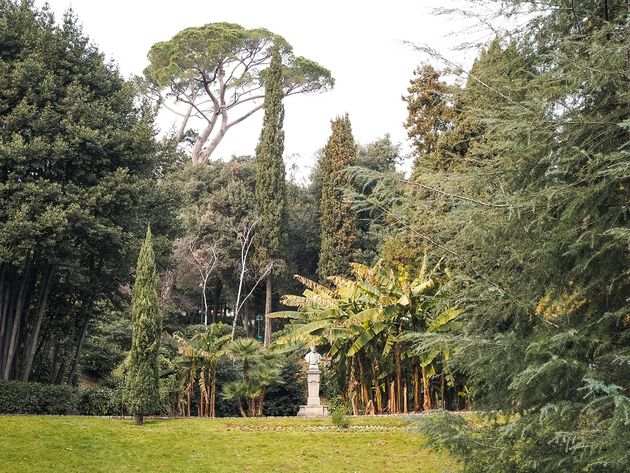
255, 46, 286, 348
124, 226, 162, 425
317, 114, 358, 280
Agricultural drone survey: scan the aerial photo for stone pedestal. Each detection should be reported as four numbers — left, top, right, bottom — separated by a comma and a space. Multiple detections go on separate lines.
297, 366, 329, 417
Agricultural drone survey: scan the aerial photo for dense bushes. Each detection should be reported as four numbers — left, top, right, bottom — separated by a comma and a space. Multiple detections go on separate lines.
0, 381, 121, 416
78, 387, 123, 416
263, 359, 307, 416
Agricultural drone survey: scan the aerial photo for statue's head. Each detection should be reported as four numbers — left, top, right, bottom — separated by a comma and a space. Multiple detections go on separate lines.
309, 346, 316, 353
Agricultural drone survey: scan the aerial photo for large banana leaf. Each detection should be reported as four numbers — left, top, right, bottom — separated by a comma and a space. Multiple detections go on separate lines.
427, 307, 463, 332
266, 310, 303, 319
347, 322, 387, 357
346, 307, 382, 325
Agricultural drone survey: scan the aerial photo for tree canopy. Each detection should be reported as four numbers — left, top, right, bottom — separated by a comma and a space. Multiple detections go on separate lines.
317, 114, 359, 280
0, 0, 176, 384
144, 22, 334, 164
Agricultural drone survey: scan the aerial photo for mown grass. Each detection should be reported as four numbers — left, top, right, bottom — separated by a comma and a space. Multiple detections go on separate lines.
0, 415, 458, 472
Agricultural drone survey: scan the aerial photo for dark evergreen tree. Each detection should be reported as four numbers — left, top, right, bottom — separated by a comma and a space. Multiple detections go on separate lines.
124, 227, 162, 425
254, 46, 286, 348
0, 0, 176, 384
317, 114, 358, 280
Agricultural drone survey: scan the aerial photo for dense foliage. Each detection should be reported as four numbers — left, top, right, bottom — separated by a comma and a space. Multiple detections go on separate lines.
0, 0, 176, 386
0, 380, 120, 415
255, 46, 286, 347
317, 115, 359, 280
271, 259, 463, 414
144, 22, 333, 163
373, 1, 629, 471
124, 228, 162, 425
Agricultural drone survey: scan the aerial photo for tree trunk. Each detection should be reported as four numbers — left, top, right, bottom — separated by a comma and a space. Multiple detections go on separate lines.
413, 364, 421, 411
263, 275, 272, 348
202, 272, 209, 327
21, 264, 53, 381
257, 387, 265, 416
49, 341, 60, 383
67, 302, 92, 386
371, 362, 382, 414
242, 312, 252, 337
187, 382, 192, 417
357, 356, 370, 412
389, 380, 396, 413
0, 271, 15, 373
422, 366, 433, 411
348, 363, 358, 416
210, 372, 216, 418
441, 373, 446, 410
53, 358, 66, 385
0, 264, 7, 367
212, 279, 222, 324
3, 258, 34, 380
394, 344, 402, 414
403, 383, 408, 414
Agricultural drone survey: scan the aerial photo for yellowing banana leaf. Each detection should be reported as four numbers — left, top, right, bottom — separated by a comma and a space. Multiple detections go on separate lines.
266, 310, 302, 319
382, 333, 398, 357
347, 307, 382, 325
420, 348, 441, 367
347, 323, 386, 357
411, 278, 435, 295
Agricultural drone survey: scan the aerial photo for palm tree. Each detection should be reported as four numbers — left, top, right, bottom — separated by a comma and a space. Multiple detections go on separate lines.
249, 363, 283, 416
220, 381, 250, 417
171, 323, 230, 417
224, 338, 264, 416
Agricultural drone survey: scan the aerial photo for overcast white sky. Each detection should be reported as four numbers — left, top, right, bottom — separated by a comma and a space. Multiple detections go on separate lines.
38, 0, 486, 178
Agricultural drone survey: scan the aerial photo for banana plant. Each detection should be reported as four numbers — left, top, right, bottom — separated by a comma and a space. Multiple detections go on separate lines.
269, 255, 462, 413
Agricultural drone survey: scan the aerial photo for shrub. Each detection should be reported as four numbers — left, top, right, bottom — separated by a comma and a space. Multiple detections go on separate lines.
78, 387, 123, 416
0, 380, 78, 415
330, 409, 351, 429
263, 359, 307, 416
0, 380, 124, 416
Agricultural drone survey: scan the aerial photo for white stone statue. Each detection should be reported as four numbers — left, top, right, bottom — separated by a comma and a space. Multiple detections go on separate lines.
304, 346, 322, 368
298, 346, 329, 417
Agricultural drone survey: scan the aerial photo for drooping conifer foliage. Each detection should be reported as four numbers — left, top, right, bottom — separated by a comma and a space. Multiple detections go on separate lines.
317, 115, 359, 280
124, 227, 162, 425
255, 46, 286, 347
395, 2, 630, 471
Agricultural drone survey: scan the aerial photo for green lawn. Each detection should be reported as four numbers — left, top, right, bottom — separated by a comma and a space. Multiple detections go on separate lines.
0, 415, 458, 472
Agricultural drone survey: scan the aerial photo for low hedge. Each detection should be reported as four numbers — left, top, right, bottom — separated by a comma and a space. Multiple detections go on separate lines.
0, 380, 122, 416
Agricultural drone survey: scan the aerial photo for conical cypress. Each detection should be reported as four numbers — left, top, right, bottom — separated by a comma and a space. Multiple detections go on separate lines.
317, 114, 358, 280
255, 46, 286, 347
124, 226, 162, 425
